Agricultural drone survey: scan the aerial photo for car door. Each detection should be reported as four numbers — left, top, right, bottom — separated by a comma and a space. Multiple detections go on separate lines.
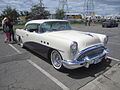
24, 24, 39, 49
26, 23, 50, 58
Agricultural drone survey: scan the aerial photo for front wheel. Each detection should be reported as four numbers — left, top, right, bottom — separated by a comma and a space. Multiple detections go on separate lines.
50, 50, 65, 70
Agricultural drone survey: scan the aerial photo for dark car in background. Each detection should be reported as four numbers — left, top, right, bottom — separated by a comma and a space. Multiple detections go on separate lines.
102, 20, 118, 28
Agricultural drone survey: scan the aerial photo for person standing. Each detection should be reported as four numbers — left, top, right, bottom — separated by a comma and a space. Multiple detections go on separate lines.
2, 17, 10, 43
7, 16, 15, 43
88, 17, 92, 26
84, 17, 88, 26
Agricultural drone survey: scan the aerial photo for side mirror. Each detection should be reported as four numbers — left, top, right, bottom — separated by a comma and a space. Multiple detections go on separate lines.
29, 29, 34, 32
29, 29, 38, 32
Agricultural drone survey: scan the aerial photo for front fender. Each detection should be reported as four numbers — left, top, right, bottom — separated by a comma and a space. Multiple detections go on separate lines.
42, 35, 73, 60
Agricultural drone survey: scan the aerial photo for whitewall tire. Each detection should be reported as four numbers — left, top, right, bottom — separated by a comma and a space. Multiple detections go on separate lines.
51, 50, 64, 70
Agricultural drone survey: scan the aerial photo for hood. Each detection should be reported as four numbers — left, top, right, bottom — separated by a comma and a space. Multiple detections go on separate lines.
45, 30, 101, 50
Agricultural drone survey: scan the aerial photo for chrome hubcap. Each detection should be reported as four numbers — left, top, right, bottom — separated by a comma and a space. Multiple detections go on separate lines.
51, 50, 62, 69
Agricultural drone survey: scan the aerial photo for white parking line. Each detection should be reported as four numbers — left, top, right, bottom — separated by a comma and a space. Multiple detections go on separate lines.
107, 56, 120, 62
27, 59, 70, 90
9, 44, 21, 54
9, 44, 70, 90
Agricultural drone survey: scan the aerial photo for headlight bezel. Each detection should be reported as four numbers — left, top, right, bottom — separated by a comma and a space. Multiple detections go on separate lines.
104, 36, 109, 45
70, 41, 78, 56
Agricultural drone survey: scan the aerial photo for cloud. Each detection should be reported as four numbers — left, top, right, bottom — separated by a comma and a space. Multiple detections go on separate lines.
0, 0, 120, 15
0, 0, 37, 12
95, 0, 120, 15
97, 0, 120, 6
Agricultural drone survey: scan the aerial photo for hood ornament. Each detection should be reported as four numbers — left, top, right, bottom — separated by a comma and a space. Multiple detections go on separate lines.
85, 33, 94, 37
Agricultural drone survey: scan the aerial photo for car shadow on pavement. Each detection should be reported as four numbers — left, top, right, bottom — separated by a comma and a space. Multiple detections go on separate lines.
63, 58, 113, 79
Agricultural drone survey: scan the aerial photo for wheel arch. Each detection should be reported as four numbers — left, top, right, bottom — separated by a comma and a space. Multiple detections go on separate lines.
47, 48, 63, 60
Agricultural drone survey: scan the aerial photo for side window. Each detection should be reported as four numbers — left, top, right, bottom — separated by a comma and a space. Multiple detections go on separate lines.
40, 23, 51, 33
25, 24, 39, 32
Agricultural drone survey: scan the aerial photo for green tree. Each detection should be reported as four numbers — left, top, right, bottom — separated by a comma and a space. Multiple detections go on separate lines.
30, 5, 50, 19
20, 11, 30, 16
1, 6, 19, 21
20, 11, 24, 16
55, 9, 65, 19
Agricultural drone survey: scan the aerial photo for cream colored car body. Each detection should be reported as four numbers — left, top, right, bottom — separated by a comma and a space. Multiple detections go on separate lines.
16, 19, 108, 69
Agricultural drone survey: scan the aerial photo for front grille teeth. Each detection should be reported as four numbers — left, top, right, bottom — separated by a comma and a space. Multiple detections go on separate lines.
77, 47, 105, 61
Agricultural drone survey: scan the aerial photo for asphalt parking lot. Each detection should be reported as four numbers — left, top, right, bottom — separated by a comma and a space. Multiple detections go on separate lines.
0, 25, 120, 90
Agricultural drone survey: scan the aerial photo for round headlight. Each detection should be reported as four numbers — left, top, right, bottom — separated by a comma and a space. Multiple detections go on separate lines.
70, 41, 78, 55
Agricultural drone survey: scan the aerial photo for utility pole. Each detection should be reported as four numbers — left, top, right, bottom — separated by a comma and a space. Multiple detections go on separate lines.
39, 0, 44, 7
32, 0, 45, 18
84, 0, 95, 16
119, 7, 120, 15
59, 0, 69, 13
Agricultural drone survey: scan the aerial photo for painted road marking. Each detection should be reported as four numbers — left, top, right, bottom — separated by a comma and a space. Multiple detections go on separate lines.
9, 44, 70, 90
107, 56, 120, 62
9, 44, 21, 54
27, 59, 70, 90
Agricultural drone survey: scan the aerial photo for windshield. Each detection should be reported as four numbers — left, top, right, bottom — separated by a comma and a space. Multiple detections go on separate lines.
40, 21, 71, 32
106, 20, 115, 22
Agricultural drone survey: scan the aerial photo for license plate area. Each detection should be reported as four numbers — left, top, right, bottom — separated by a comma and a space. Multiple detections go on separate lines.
85, 60, 94, 68
94, 57, 102, 64
84, 57, 103, 68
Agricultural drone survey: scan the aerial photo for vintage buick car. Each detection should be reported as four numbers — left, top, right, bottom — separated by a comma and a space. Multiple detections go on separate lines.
16, 19, 109, 70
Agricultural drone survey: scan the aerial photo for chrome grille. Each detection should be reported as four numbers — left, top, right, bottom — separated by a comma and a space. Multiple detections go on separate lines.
77, 46, 105, 61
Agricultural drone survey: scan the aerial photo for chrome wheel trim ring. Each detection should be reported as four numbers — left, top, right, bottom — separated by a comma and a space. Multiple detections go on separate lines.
51, 50, 62, 69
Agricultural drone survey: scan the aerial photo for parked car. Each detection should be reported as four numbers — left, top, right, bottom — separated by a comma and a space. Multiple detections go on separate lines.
102, 20, 118, 28
16, 19, 109, 70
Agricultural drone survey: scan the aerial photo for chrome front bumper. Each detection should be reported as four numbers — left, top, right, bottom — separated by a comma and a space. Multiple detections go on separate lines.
62, 45, 109, 69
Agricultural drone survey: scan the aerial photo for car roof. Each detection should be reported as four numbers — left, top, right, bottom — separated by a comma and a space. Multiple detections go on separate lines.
25, 19, 68, 26
106, 19, 115, 21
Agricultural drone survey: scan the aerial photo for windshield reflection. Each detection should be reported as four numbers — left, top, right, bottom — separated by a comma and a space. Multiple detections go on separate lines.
40, 21, 72, 32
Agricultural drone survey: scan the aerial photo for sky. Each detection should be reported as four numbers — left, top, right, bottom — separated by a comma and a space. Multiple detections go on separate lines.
0, 0, 120, 15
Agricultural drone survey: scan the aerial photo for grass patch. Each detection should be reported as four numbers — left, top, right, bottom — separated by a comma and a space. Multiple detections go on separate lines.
0, 30, 3, 32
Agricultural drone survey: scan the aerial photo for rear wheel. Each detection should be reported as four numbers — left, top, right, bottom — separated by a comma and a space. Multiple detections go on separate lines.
116, 24, 118, 27
17, 37, 24, 48
102, 24, 104, 27
50, 50, 65, 70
